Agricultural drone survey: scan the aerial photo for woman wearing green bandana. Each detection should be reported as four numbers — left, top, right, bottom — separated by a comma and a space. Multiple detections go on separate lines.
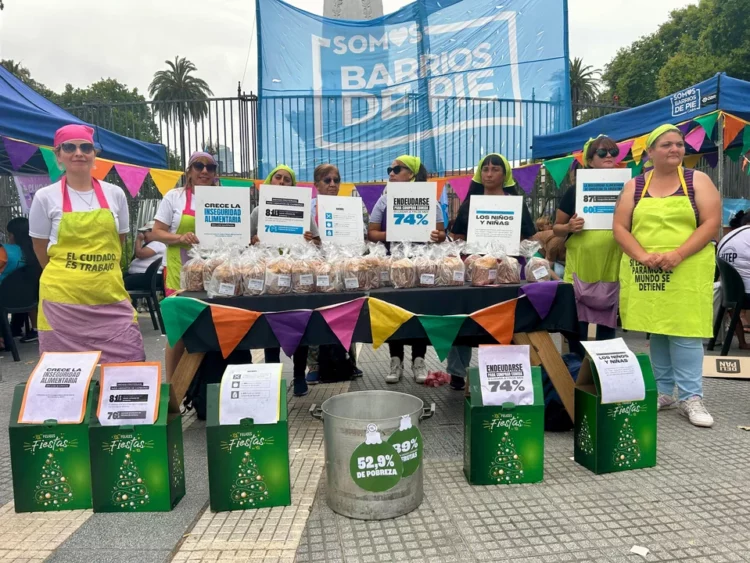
613, 124, 720, 428
554, 135, 623, 357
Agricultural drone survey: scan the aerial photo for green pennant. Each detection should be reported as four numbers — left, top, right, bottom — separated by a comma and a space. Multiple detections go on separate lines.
694, 112, 719, 139
726, 145, 743, 162
220, 178, 255, 187
544, 156, 575, 188
40, 147, 63, 182
627, 160, 644, 176
742, 125, 750, 155
417, 315, 467, 361
161, 297, 209, 347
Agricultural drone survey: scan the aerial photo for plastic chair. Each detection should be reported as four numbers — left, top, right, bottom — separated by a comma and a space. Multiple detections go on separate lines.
0, 267, 40, 362
126, 259, 165, 334
708, 257, 750, 356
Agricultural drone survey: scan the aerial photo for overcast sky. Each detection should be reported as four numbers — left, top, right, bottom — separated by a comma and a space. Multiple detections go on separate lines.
0, 0, 696, 97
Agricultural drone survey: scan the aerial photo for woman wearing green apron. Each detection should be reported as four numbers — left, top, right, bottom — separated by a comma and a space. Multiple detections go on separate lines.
613, 124, 720, 428
152, 151, 219, 377
554, 135, 623, 356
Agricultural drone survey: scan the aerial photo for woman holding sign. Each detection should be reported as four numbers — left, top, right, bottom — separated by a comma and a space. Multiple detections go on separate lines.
613, 124, 720, 427
368, 156, 446, 384
554, 135, 623, 355
29, 124, 145, 363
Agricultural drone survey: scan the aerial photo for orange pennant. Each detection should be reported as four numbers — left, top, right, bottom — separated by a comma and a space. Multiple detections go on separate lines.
435, 178, 447, 200
92, 159, 114, 180
210, 305, 262, 358
470, 298, 518, 345
724, 114, 746, 149
573, 152, 585, 166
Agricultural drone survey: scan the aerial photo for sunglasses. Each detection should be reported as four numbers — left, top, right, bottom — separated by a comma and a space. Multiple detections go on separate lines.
192, 162, 218, 173
60, 142, 95, 154
595, 148, 620, 159
387, 165, 407, 175
322, 176, 341, 184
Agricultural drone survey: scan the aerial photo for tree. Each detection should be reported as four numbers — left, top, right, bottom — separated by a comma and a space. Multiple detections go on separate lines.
149, 57, 214, 165
112, 453, 150, 510
569, 57, 600, 105
1, 59, 56, 99
489, 431, 524, 483
612, 417, 641, 468
577, 414, 594, 455
34, 452, 73, 508
230, 452, 269, 507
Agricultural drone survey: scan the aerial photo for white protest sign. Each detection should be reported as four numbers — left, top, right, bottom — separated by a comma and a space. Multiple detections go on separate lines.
19, 352, 100, 424
576, 169, 632, 230
97, 363, 162, 426
194, 186, 251, 248
467, 195, 524, 255
257, 185, 311, 245
317, 195, 365, 245
219, 364, 282, 425
386, 182, 437, 242
478, 345, 534, 406
581, 338, 645, 404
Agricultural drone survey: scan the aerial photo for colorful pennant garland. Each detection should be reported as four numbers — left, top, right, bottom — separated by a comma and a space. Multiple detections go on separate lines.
151, 169, 184, 196
3, 137, 38, 170
417, 315, 467, 361
264, 310, 313, 358
544, 156, 575, 188
210, 305, 261, 359
469, 298, 518, 345
91, 159, 114, 181
318, 298, 366, 350
519, 281, 559, 319
161, 297, 209, 347
367, 298, 414, 350
356, 184, 386, 214
448, 176, 472, 203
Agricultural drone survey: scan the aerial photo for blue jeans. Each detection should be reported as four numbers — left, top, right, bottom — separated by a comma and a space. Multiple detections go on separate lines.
447, 346, 472, 379
649, 334, 704, 401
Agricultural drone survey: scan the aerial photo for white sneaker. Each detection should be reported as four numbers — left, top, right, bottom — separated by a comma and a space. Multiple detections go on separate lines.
386, 358, 403, 384
412, 357, 428, 384
657, 393, 677, 411
678, 396, 714, 428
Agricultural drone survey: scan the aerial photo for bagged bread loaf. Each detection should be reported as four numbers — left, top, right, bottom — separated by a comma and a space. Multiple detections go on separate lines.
263, 250, 293, 295
390, 243, 417, 289
496, 254, 521, 284
315, 243, 343, 293
340, 245, 368, 291
207, 248, 242, 298
414, 245, 438, 287
367, 242, 390, 287
520, 240, 552, 282
202, 252, 223, 289
180, 246, 205, 291
291, 244, 316, 294
436, 241, 465, 286
239, 247, 266, 296
471, 254, 499, 287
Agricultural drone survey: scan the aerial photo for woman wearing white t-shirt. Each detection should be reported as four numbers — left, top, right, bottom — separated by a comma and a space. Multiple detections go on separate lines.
28, 124, 145, 363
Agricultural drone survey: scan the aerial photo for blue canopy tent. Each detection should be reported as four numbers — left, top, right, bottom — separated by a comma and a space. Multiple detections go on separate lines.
0, 65, 168, 173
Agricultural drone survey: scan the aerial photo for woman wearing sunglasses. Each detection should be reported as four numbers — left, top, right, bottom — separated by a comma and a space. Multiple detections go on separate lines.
554, 135, 623, 355
368, 155, 446, 385
28, 124, 145, 362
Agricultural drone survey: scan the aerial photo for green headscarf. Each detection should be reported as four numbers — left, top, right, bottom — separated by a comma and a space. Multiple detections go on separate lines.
472, 153, 515, 187
582, 134, 606, 167
264, 164, 297, 186
395, 155, 421, 181
646, 124, 681, 148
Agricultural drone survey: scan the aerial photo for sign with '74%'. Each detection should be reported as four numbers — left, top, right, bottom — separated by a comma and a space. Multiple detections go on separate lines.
386, 183, 437, 242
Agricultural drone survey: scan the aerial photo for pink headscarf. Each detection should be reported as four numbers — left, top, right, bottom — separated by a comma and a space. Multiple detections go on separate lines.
54, 124, 95, 147
188, 151, 218, 166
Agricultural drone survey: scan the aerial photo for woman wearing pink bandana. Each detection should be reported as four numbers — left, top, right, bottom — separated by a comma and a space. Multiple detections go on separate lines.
28, 124, 146, 362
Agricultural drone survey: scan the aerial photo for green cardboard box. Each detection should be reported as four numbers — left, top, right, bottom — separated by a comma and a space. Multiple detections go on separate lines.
464, 367, 544, 485
206, 382, 291, 512
89, 384, 186, 512
9, 382, 97, 513
574, 353, 657, 474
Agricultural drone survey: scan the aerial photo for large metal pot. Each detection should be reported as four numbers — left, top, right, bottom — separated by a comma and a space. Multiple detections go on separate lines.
311, 391, 435, 520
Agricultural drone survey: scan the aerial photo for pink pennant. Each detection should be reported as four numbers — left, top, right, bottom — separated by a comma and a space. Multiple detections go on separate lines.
685, 127, 707, 152
615, 140, 634, 164
318, 298, 366, 350
449, 175, 472, 203
114, 163, 149, 197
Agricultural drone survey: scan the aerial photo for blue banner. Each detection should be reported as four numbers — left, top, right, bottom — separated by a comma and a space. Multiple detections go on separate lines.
258, 0, 570, 182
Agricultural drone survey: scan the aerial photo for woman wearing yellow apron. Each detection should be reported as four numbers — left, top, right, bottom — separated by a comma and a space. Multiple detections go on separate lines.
613, 124, 720, 428
152, 151, 219, 377
554, 135, 622, 357
28, 124, 145, 363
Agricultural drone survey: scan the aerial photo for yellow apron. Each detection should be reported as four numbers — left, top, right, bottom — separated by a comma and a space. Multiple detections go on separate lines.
164, 188, 196, 294
619, 168, 713, 338
564, 230, 622, 284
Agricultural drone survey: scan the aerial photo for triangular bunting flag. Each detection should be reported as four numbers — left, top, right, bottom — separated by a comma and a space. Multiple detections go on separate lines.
264, 310, 313, 358
368, 298, 414, 349
2, 137, 38, 170
544, 156, 575, 188
356, 184, 386, 214
210, 305, 261, 358
151, 169, 184, 195
630, 135, 649, 164
318, 298, 366, 350
339, 183, 355, 197
220, 177, 254, 187
470, 298, 517, 345
677, 122, 692, 135
519, 281, 559, 319
448, 175, 472, 203
742, 125, 750, 155
512, 164, 541, 194
685, 127, 706, 152
114, 163, 150, 197
615, 140, 634, 164
726, 146, 743, 162
704, 152, 719, 168
682, 154, 701, 169
627, 160, 644, 175
573, 152, 585, 166
91, 159, 114, 181
161, 297, 209, 347
723, 114, 746, 149
40, 147, 63, 182
435, 178, 447, 200
695, 112, 719, 138
418, 315, 467, 361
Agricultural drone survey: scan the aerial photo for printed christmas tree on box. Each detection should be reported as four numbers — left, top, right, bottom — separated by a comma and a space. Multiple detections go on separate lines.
574, 353, 657, 474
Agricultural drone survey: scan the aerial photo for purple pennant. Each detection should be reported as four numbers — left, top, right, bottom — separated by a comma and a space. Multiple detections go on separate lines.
356, 184, 386, 214
519, 281, 560, 319
264, 310, 313, 357
513, 164, 542, 194
2, 137, 38, 170
704, 152, 719, 168
677, 122, 692, 135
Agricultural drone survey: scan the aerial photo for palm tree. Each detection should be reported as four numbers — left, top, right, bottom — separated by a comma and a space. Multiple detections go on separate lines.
1, 59, 32, 82
570, 57, 600, 105
149, 56, 214, 165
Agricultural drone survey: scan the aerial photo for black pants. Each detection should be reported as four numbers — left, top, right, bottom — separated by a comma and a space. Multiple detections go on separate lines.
124, 273, 151, 291
265, 347, 308, 382
568, 322, 617, 358
389, 342, 427, 362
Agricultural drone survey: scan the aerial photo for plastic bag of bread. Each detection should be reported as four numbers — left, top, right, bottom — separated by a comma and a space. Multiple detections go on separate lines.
180, 246, 205, 292
263, 249, 293, 295
520, 240, 552, 282
341, 245, 368, 291
496, 253, 521, 284
239, 247, 266, 296
366, 242, 390, 288
291, 243, 317, 294
436, 241, 465, 286
314, 243, 343, 293
471, 253, 499, 287
207, 248, 242, 298
202, 248, 224, 289
461, 241, 484, 283
414, 245, 438, 287
390, 243, 417, 289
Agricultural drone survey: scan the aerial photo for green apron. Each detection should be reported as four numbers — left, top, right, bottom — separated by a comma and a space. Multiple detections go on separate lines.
619, 168, 713, 338
564, 230, 622, 284
164, 188, 196, 294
